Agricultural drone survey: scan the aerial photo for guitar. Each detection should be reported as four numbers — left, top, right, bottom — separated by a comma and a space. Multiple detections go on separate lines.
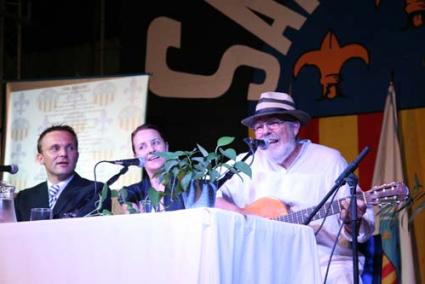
242, 182, 409, 224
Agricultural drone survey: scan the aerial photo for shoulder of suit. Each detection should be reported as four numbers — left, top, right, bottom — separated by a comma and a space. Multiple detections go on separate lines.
72, 173, 103, 187
16, 181, 47, 198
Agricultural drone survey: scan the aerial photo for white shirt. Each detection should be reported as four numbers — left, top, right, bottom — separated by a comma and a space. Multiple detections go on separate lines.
218, 140, 375, 283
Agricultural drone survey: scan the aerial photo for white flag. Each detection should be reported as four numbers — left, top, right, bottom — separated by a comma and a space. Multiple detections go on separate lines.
372, 82, 415, 284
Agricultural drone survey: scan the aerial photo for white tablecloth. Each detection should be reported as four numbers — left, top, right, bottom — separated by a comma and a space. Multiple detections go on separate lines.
0, 208, 322, 284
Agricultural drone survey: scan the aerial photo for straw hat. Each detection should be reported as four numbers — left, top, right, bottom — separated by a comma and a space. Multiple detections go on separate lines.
241, 92, 310, 127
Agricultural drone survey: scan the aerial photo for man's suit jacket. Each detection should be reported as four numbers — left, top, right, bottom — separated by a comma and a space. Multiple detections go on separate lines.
14, 173, 111, 221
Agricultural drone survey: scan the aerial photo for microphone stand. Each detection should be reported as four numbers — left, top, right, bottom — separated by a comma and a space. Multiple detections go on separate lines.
217, 139, 258, 188
303, 146, 369, 284
217, 152, 252, 188
106, 166, 129, 187
346, 173, 359, 283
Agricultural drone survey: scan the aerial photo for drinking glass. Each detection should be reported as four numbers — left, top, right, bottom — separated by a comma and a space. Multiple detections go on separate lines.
139, 200, 153, 213
0, 182, 17, 223
30, 208, 52, 221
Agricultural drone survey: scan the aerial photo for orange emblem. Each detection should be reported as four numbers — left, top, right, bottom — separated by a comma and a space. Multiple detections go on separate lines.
293, 31, 369, 99
405, 0, 425, 27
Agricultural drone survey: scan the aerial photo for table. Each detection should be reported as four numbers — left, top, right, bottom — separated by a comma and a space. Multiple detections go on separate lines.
0, 208, 322, 283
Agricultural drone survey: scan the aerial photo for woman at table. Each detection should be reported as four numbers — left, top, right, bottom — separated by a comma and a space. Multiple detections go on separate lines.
119, 123, 184, 212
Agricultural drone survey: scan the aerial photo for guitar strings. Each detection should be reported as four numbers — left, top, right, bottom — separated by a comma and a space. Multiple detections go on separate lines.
314, 188, 339, 236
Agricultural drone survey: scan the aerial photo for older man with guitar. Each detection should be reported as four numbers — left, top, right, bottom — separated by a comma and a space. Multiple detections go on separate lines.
216, 92, 377, 283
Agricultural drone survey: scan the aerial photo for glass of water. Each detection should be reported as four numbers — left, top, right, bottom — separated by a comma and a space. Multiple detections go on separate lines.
0, 181, 17, 223
139, 199, 153, 213
30, 208, 53, 221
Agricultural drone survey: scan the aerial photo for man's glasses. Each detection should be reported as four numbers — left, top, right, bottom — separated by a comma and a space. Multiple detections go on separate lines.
253, 119, 284, 134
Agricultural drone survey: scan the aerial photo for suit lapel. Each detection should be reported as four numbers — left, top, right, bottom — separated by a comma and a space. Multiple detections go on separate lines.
52, 174, 84, 216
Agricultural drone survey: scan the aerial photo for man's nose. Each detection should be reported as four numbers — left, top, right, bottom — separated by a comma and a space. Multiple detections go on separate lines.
58, 148, 67, 156
261, 124, 272, 135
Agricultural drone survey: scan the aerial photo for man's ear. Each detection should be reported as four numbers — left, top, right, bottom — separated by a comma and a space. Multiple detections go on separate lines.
36, 153, 44, 165
165, 142, 169, 152
292, 121, 301, 136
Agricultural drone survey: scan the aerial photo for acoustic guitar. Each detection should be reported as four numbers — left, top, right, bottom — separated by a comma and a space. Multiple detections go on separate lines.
242, 182, 409, 224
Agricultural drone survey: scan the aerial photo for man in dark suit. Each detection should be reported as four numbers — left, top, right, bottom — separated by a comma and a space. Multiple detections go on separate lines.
14, 125, 111, 221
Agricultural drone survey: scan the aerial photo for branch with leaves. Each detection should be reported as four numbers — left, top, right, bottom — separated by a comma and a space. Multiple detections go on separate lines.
148, 136, 252, 208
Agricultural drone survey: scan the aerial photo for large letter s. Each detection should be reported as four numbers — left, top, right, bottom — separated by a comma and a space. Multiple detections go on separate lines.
146, 17, 280, 100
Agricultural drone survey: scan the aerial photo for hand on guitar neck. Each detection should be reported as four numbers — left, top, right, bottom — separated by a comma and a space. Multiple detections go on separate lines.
340, 198, 367, 234
242, 198, 366, 236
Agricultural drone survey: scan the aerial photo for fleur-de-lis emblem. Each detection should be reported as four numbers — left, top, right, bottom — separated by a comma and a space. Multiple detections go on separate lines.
293, 31, 369, 99
405, 0, 425, 27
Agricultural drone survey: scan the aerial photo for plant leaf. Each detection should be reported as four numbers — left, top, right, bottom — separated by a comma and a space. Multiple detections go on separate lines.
219, 163, 248, 181
194, 163, 207, 172
156, 151, 180, 159
207, 152, 218, 162
126, 202, 138, 214
221, 163, 239, 174
197, 144, 209, 157
234, 161, 252, 177
191, 157, 205, 163
172, 167, 181, 177
111, 189, 119, 198
148, 187, 162, 207
217, 136, 235, 147
219, 148, 237, 160
101, 209, 112, 215
181, 172, 193, 191
209, 169, 220, 183
118, 187, 128, 203
178, 160, 189, 168
100, 183, 109, 203
164, 159, 179, 172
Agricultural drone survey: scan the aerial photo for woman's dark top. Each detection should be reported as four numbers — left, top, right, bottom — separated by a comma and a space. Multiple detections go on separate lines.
119, 178, 184, 211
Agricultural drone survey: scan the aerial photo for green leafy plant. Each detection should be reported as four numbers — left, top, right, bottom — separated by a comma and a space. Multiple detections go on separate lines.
85, 183, 114, 216
89, 184, 142, 216
148, 136, 252, 206
90, 136, 252, 214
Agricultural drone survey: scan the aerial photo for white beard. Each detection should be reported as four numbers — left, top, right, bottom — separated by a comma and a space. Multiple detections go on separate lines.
265, 140, 296, 164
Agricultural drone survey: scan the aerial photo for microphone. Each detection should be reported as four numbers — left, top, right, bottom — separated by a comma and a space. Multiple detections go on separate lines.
335, 146, 370, 185
0, 164, 19, 174
105, 157, 146, 167
243, 138, 270, 150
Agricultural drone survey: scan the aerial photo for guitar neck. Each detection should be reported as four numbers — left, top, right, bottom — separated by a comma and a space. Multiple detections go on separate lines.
269, 182, 407, 224
274, 198, 343, 225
